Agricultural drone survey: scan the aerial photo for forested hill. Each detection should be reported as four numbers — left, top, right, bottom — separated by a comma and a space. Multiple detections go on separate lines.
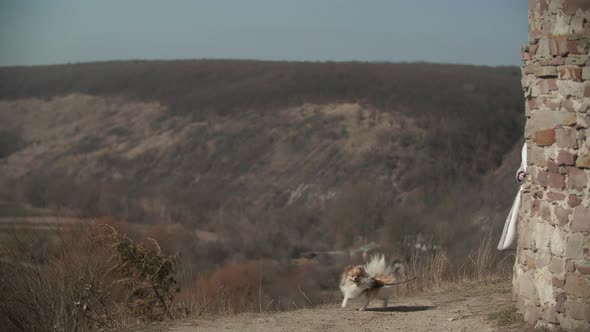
0, 60, 524, 256
1, 60, 521, 118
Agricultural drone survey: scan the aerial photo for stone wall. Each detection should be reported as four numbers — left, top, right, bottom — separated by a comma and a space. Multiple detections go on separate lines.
515, 0, 590, 330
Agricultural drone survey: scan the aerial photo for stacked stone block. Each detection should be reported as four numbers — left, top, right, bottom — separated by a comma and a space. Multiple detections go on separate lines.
515, 0, 590, 330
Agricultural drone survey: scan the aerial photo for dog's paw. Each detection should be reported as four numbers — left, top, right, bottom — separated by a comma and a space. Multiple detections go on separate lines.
358, 307, 366, 311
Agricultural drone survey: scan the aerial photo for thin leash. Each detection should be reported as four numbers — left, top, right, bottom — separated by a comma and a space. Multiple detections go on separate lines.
385, 276, 417, 286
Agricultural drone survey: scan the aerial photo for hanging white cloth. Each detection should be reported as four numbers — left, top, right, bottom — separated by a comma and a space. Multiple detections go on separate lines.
497, 143, 527, 250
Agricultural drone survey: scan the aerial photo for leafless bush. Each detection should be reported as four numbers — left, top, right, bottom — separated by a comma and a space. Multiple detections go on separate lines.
0, 223, 181, 331
192, 260, 326, 315
99, 225, 179, 321
0, 224, 114, 331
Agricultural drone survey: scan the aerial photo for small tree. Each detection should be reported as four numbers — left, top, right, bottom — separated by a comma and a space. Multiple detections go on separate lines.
100, 225, 179, 321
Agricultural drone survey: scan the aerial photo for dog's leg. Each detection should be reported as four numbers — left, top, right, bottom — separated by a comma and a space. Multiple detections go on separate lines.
359, 293, 370, 311
341, 297, 349, 308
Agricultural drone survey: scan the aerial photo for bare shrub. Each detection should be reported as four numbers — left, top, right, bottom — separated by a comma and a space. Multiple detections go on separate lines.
194, 260, 325, 315
0, 223, 181, 331
99, 225, 179, 321
0, 224, 118, 331
195, 261, 261, 314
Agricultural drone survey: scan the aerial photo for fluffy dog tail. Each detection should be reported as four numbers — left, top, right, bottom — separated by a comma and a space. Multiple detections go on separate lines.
363, 254, 396, 278
364, 254, 414, 288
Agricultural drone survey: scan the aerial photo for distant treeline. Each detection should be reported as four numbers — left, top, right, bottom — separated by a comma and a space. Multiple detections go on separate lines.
0, 59, 521, 116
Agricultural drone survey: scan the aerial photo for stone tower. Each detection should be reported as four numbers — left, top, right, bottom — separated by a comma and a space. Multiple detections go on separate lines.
515, 0, 590, 330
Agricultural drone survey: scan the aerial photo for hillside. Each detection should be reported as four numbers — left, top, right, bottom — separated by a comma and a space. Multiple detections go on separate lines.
0, 60, 524, 258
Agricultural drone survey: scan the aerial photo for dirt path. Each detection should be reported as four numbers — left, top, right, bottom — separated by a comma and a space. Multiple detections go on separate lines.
142, 279, 531, 332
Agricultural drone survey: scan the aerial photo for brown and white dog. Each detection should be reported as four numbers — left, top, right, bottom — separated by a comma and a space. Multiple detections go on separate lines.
340, 255, 401, 311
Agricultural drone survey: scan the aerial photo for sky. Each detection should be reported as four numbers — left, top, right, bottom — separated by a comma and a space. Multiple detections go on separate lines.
0, 1, 528, 67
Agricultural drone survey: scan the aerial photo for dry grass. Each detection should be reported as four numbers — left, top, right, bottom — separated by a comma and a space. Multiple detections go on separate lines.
187, 233, 514, 316
1, 224, 114, 331
384, 233, 513, 300
0, 218, 514, 331
0, 223, 182, 331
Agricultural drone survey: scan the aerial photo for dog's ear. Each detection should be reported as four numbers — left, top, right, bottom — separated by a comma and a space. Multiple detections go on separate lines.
343, 265, 354, 272
359, 265, 368, 275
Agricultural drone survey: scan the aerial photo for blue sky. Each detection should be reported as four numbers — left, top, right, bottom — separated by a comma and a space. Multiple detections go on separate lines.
0, 1, 528, 67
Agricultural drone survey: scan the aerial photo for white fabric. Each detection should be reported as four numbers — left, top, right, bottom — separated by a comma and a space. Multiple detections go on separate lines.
497, 143, 527, 250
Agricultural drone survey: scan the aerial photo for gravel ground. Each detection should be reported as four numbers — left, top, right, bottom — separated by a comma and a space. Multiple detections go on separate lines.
126, 279, 533, 332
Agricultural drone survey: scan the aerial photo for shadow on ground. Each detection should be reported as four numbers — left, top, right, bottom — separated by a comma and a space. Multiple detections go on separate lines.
365, 305, 435, 313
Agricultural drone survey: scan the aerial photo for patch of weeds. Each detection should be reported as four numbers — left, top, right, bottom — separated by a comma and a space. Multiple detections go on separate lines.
488, 305, 521, 327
